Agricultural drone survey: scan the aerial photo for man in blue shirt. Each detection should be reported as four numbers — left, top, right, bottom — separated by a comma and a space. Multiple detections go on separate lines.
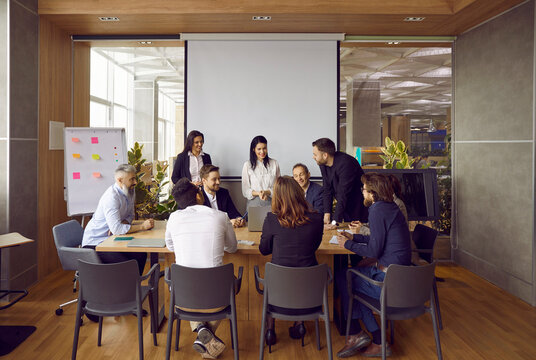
82, 164, 154, 275
292, 163, 324, 214
335, 173, 411, 358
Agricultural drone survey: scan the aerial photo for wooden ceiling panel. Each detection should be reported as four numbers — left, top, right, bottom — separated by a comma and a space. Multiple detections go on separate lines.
39, 0, 526, 36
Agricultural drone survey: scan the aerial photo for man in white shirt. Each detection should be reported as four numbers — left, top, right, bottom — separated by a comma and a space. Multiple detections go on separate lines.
165, 177, 238, 359
82, 164, 154, 275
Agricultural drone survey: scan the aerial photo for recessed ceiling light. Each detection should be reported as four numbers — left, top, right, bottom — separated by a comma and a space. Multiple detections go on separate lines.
252, 16, 271, 21
98, 16, 120, 21
138, 41, 153, 45
404, 17, 425, 22
387, 41, 401, 45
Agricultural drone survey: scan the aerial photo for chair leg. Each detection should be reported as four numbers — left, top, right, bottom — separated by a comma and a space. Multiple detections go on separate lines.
175, 319, 181, 351
345, 296, 354, 343
231, 312, 239, 360
389, 320, 394, 345
433, 281, 443, 330
229, 320, 234, 350
259, 310, 267, 360
165, 309, 174, 360
97, 316, 103, 346
137, 307, 144, 360
430, 295, 443, 359
148, 291, 158, 346
381, 312, 387, 360
71, 301, 83, 360
315, 319, 320, 350
323, 314, 333, 360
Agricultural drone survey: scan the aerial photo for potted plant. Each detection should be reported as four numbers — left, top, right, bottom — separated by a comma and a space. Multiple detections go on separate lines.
379, 137, 415, 169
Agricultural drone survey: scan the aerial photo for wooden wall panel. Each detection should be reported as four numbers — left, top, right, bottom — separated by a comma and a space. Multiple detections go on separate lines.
38, 18, 72, 279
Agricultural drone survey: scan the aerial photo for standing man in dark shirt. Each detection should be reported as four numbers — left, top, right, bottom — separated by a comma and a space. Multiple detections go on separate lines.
335, 173, 411, 358
312, 138, 367, 229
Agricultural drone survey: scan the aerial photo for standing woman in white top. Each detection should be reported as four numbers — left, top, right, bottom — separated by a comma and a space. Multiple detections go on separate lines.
171, 130, 212, 186
242, 135, 280, 208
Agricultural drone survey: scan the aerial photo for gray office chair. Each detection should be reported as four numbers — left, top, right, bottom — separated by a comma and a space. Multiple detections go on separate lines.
164, 263, 243, 360
52, 219, 102, 317
412, 224, 444, 329
254, 263, 333, 360
345, 262, 442, 360
71, 259, 160, 360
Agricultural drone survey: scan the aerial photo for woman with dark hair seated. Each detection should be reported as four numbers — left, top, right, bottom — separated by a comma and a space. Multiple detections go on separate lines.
259, 176, 324, 346
171, 130, 212, 185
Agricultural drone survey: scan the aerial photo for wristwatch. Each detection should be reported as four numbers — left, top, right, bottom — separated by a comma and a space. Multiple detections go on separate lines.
331, 220, 338, 226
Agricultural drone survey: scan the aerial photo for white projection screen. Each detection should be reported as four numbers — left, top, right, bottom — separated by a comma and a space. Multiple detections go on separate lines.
186, 40, 338, 178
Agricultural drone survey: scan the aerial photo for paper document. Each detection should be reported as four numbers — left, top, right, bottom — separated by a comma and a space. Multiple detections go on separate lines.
329, 236, 338, 245
238, 240, 254, 246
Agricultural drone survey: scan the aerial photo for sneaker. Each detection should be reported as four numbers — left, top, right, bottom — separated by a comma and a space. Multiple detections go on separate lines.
197, 325, 226, 358
336, 331, 372, 358
193, 339, 208, 354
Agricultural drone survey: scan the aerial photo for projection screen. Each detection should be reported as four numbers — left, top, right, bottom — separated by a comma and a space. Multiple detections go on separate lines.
186, 39, 339, 178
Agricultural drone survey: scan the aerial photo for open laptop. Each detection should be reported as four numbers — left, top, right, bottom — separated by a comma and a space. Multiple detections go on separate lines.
247, 206, 271, 232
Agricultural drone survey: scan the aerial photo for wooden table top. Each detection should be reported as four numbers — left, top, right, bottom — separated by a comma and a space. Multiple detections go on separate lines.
96, 220, 352, 255
0, 232, 34, 249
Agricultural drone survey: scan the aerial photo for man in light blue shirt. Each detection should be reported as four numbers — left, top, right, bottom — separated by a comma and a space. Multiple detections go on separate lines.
82, 164, 154, 274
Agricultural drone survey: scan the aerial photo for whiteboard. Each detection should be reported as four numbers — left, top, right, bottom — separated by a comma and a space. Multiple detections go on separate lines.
64, 128, 127, 216
186, 40, 338, 177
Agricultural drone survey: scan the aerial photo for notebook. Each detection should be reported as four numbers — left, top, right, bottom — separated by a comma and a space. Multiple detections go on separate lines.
126, 238, 166, 248
247, 206, 271, 232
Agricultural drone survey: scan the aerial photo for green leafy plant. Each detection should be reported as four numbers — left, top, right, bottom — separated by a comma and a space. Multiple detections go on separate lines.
128, 142, 177, 219
380, 137, 415, 169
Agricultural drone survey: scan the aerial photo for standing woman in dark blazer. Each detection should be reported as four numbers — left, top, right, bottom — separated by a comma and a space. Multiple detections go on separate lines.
259, 176, 324, 346
171, 130, 212, 185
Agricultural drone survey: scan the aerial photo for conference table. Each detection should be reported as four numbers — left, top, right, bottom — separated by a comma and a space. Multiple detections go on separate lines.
96, 220, 352, 328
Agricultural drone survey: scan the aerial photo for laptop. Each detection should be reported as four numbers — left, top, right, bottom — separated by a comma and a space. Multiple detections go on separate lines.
126, 238, 166, 248
247, 206, 271, 232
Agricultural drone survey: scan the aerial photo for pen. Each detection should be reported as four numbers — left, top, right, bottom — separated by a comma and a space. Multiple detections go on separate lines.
241, 211, 248, 220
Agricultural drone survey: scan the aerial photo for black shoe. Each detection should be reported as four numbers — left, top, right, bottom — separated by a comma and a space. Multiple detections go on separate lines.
265, 328, 276, 353
85, 314, 100, 323
289, 322, 306, 340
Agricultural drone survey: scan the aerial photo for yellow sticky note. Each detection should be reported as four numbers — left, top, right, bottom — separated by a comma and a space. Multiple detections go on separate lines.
72, 153, 80, 159
92, 172, 101, 178
92, 154, 100, 160
72, 137, 80, 143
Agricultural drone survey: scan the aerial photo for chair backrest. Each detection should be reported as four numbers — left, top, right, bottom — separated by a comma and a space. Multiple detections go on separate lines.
170, 263, 235, 309
412, 224, 438, 263
52, 220, 101, 270
265, 262, 329, 309
383, 262, 436, 308
77, 259, 140, 307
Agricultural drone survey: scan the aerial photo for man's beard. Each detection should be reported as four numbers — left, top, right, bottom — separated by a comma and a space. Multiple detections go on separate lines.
121, 184, 135, 198
364, 197, 373, 207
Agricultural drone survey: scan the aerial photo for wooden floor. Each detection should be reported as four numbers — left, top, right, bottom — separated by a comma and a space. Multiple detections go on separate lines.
1, 263, 535, 360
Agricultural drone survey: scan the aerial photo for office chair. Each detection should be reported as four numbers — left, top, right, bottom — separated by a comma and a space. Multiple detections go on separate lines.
346, 263, 442, 360
52, 219, 101, 317
254, 263, 333, 360
72, 259, 160, 360
165, 263, 243, 360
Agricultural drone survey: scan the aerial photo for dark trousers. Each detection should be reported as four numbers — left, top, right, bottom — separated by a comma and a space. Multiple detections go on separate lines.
83, 246, 147, 275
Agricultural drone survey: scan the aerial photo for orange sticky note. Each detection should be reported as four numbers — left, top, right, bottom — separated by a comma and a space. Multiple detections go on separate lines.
73, 172, 80, 180
92, 172, 101, 178
72, 153, 80, 159
72, 137, 80, 143
92, 154, 100, 160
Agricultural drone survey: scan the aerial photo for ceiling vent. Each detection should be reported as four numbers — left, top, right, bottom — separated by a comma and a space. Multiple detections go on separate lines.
404, 17, 425, 22
252, 16, 271, 21
98, 16, 120, 21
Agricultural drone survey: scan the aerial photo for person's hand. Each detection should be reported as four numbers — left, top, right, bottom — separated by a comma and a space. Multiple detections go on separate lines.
337, 231, 352, 248
142, 219, 154, 230
324, 223, 337, 231
231, 218, 245, 228
348, 221, 362, 234
323, 213, 331, 224
259, 190, 268, 201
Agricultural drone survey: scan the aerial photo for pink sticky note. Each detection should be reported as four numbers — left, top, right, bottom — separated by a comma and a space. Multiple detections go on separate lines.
73, 172, 80, 180
72, 137, 80, 143
91, 137, 99, 144
92, 172, 101, 178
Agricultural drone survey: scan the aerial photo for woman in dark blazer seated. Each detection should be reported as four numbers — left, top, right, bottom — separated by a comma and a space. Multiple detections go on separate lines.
171, 130, 212, 185
259, 176, 324, 346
